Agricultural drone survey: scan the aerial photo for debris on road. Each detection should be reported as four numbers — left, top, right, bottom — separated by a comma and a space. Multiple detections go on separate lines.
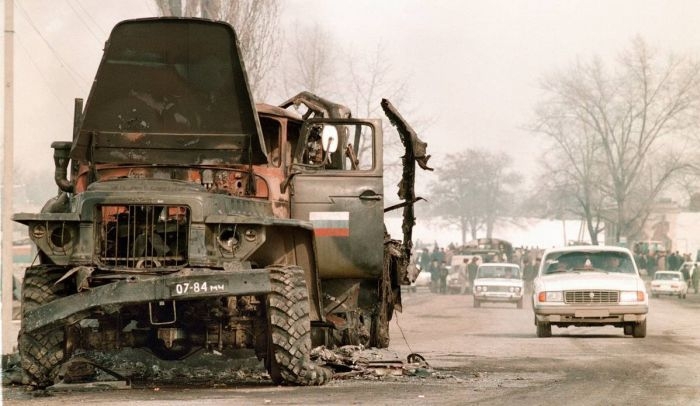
311, 345, 437, 380
3, 345, 454, 391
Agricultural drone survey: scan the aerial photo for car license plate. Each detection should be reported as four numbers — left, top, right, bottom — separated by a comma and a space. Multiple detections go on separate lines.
171, 280, 228, 296
575, 309, 609, 318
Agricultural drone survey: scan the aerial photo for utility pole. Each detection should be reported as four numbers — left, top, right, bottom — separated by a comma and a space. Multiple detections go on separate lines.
3, 0, 15, 355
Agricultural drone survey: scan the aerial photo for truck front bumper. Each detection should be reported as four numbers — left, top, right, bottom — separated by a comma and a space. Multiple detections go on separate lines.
23, 268, 272, 333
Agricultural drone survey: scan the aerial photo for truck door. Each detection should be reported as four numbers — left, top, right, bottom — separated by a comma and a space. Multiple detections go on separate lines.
290, 118, 384, 280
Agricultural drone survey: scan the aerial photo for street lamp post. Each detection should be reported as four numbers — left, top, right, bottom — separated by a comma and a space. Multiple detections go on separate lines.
2, 0, 15, 355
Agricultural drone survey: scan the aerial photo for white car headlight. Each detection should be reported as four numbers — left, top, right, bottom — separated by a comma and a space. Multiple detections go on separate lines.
619, 291, 645, 303
538, 291, 563, 302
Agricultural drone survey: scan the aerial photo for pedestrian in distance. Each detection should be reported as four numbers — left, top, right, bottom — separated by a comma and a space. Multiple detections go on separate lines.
467, 257, 479, 295
459, 258, 470, 294
438, 261, 449, 294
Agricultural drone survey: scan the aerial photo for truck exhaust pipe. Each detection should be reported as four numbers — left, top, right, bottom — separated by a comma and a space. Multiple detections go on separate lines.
51, 141, 74, 193
51, 98, 82, 194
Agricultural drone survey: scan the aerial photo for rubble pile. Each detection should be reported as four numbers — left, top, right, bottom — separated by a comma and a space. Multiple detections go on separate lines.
3, 345, 449, 390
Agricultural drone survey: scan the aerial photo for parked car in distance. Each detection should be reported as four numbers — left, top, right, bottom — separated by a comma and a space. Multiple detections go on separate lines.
411, 269, 433, 291
650, 271, 688, 299
532, 245, 648, 338
472, 263, 524, 308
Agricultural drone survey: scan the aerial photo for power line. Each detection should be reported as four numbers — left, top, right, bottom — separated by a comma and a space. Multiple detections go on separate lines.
66, 0, 104, 45
14, 0, 90, 93
15, 33, 73, 115
74, 0, 108, 36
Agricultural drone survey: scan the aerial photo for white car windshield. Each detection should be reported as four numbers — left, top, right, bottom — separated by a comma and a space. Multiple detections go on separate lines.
543, 251, 636, 275
654, 272, 682, 281
477, 266, 520, 279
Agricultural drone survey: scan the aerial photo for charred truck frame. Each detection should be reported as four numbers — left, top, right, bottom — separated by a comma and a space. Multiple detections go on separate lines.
13, 18, 430, 387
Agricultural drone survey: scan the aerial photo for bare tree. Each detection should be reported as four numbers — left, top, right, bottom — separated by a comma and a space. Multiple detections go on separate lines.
281, 23, 338, 98
155, 0, 281, 101
532, 97, 611, 244
670, 167, 700, 208
534, 37, 700, 243
343, 43, 420, 202
428, 149, 521, 245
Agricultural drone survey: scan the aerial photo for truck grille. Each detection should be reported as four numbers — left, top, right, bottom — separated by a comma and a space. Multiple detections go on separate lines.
98, 204, 189, 269
565, 290, 619, 304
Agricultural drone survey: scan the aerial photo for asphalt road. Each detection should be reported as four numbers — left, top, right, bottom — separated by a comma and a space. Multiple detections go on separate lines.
5, 286, 700, 405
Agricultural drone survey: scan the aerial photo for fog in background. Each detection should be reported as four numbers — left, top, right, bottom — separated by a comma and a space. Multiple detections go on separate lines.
3, 0, 700, 214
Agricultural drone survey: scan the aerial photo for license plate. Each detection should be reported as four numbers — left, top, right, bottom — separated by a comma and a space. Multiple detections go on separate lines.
171, 280, 228, 296
575, 309, 609, 318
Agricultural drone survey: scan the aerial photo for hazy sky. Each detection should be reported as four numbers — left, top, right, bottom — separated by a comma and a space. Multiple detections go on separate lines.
4, 0, 700, 204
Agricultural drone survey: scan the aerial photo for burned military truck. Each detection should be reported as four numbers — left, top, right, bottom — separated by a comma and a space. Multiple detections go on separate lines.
13, 18, 430, 388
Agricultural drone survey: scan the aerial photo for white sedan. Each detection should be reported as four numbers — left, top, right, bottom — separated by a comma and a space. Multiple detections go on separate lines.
532, 246, 648, 338
472, 263, 524, 308
650, 271, 688, 299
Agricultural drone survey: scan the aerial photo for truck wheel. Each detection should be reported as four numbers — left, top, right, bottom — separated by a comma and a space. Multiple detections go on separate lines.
516, 299, 523, 309
473, 298, 480, 308
536, 320, 552, 338
623, 324, 633, 335
632, 319, 647, 338
19, 266, 69, 388
266, 266, 331, 386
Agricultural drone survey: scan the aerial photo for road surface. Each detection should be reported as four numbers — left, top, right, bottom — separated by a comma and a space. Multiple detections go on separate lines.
4, 286, 700, 405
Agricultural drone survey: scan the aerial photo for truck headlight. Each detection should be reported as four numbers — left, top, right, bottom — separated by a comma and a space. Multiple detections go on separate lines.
620, 291, 645, 302
45, 222, 77, 255
538, 291, 563, 302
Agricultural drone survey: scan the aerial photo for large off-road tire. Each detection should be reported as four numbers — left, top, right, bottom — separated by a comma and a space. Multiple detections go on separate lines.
19, 266, 69, 388
266, 266, 331, 386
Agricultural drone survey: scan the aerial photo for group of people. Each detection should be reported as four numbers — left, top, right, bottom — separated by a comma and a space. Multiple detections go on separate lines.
414, 241, 700, 296
415, 243, 542, 294
418, 246, 450, 294
635, 250, 692, 278
635, 249, 699, 292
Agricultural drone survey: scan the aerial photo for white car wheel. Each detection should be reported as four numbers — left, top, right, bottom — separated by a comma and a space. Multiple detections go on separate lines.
623, 324, 633, 335
632, 320, 647, 338
536, 321, 551, 338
